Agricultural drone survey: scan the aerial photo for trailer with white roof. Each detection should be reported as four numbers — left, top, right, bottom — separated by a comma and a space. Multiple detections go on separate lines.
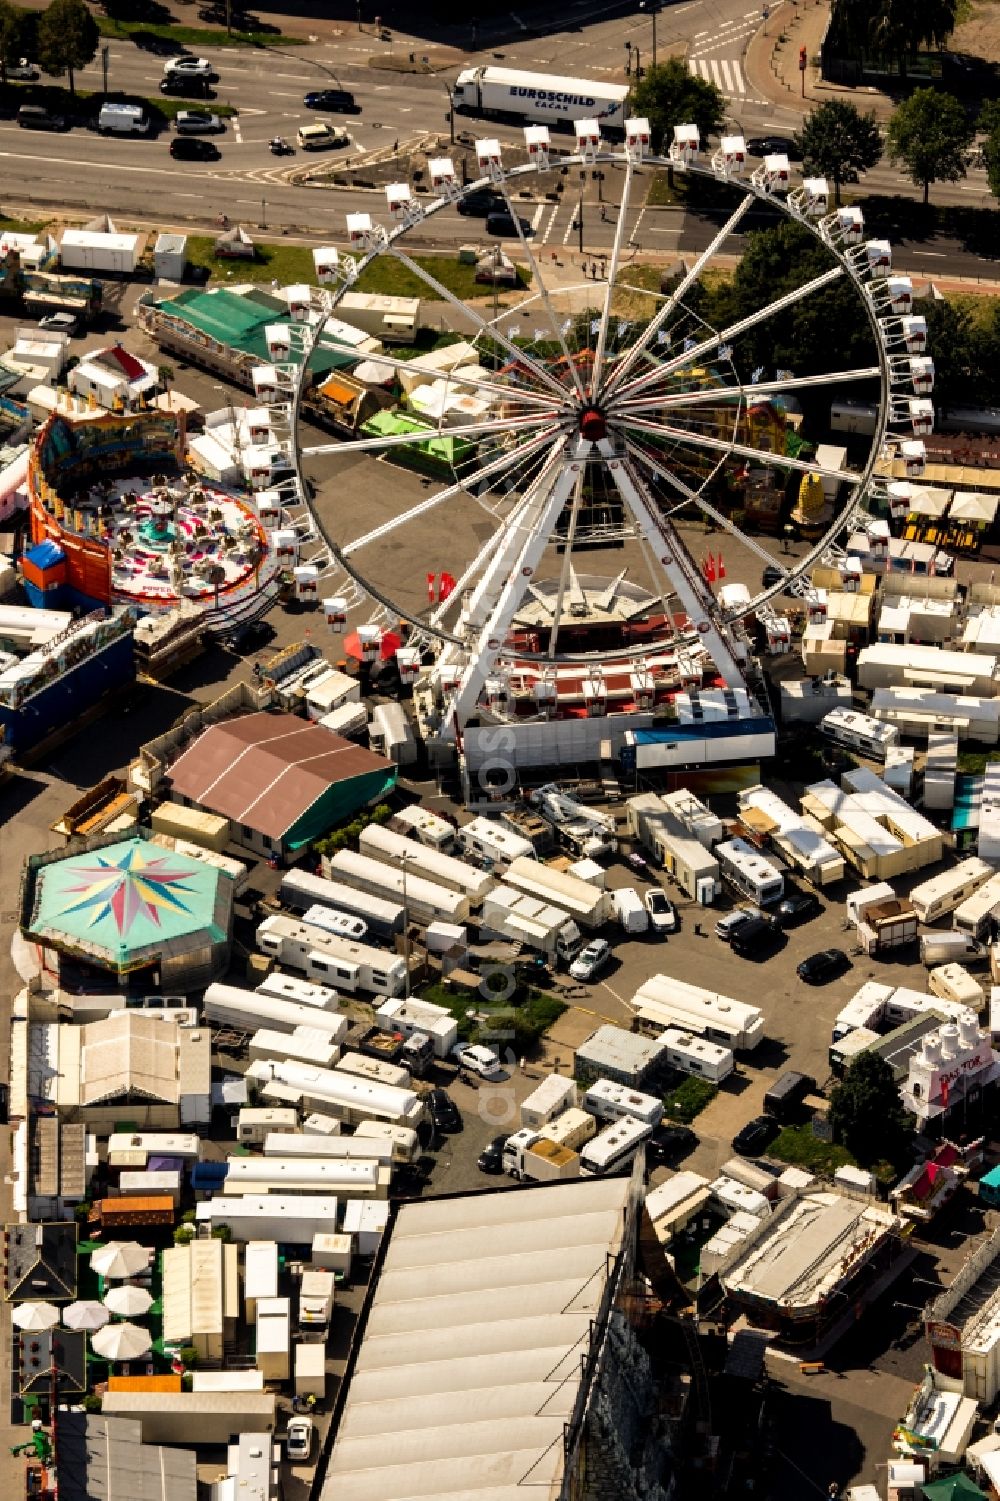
358, 823, 493, 906
503, 855, 612, 929
246, 1056, 425, 1127
374, 996, 458, 1057
819, 708, 900, 761
256, 914, 408, 997
714, 837, 784, 906
281, 868, 404, 940
580, 1118, 654, 1176
263, 1132, 394, 1164
580, 1077, 663, 1127
953, 872, 1000, 940
455, 816, 535, 868
335, 1050, 411, 1090
390, 804, 456, 851
629, 973, 765, 1051
519, 1073, 577, 1129
203, 983, 349, 1040
658, 1028, 734, 1083
255, 972, 340, 1010
196, 1195, 342, 1245
909, 858, 993, 925
328, 849, 471, 926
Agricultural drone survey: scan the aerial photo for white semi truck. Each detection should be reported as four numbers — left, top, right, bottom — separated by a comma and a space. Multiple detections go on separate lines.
452, 66, 630, 134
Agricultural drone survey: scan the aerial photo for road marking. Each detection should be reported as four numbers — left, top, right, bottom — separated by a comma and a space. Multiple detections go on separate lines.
910, 250, 946, 257
720, 59, 734, 91
562, 210, 576, 245
694, 27, 709, 36
733, 58, 745, 95
233, 117, 243, 144
538, 202, 559, 243
530, 203, 544, 231
689, 57, 747, 97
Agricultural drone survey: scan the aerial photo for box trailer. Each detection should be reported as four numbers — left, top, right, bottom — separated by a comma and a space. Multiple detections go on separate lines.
846, 882, 896, 927
375, 996, 458, 1058
629, 973, 765, 1051
480, 884, 584, 964
248, 1026, 340, 1070
335, 1050, 411, 1090
368, 701, 417, 765
500, 1128, 579, 1181
282, 868, 404, 940
203, 983, 349, 1041
246, 1056, 424, 1128
452, 65, 629, 134
303, 667, 360, 721
390, 804, 455, 851
537, 1106, 596, 1152
358, 823, 493, 906
819, 708, 900, 762
255, 915, 408, 997
198, 1195, 341, 1246
353, 1119, 420, 1164
953, 872, 1000, 940
715, 837, 784, 907
328, 850, 471, 926
60, 227, 140, 274
858, 643, 1000, 697
909, 858, 993, 924
504, 855, 612, 929
255, 973, 339, 1010
151, 803, 229, 851
300, 903, 368, 942
263, 1133, 393, 1166
580, 1118, 654, 1177
927, 963, 985, 1010
456, 816, 535, 869
856, 899, 918, 956
581, 1077, 663, 1128
921, 931, 986, 967
519, 1073, 577, 1129
626, 794, 721, 902
237, 1108, 300, 1147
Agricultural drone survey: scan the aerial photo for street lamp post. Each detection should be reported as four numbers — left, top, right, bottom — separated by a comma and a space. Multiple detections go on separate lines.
639, 0, 658, 68
401, 853, 411, 999
578, 169, 585, 255
443, 79, 455, 145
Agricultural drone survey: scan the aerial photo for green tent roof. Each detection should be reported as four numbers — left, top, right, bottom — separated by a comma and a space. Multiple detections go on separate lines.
922, 1476, 987, 1501
156, 287, 356, 376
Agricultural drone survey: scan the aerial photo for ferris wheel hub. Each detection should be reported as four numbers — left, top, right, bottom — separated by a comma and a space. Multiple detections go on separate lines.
579, 405, 607, 443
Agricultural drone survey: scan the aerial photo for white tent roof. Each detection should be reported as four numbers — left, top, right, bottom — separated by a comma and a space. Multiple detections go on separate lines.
321, 1177, 631, 1501
951, 491, 999, 523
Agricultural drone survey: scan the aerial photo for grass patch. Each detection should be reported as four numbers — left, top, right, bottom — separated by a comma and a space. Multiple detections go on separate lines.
379, 330, 469, 361
663, 1075, 718, 1123
354, 255, 529, 301
647, 172, 681, 207
957, 749, 1000, 775
97, 18, 304, 46
770, 1123, 856, 1176
184, 234, 317, 285
418, 982, 567, 1055
0, 78, 235, 124
0, 212, 45, 235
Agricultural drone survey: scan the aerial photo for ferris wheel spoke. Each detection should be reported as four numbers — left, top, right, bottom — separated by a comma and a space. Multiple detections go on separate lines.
319, 343, 562, 415
545, 468, 587, 660
616, 413, 856, 482
613, 365, 883, 419
301, 410, 564, 460
493, 187, 588, 404
623, 436, 791, 571
600, 193, 755, 403
341, 423, 564, 556
591, 160, 634, 394
385, 244, 572, 403
613, 264, 846, 406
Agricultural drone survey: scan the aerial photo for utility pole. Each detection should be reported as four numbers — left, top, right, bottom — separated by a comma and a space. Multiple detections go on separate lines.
578, 171, 585, 255
444, 80, 455, 145
101, 44, 109, 96
225, 0, 232, 36
401, 854, 411, 999
357, 0, 362, 29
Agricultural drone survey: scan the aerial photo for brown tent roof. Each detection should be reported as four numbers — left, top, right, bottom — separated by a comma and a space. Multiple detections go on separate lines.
166, 711, 391, 839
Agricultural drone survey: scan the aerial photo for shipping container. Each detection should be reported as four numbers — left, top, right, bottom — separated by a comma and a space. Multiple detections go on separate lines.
303, 668, 361, 721
150, 802, 230, 851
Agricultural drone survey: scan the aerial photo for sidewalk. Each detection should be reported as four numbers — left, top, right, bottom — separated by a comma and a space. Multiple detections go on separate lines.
744, 0, 897, 121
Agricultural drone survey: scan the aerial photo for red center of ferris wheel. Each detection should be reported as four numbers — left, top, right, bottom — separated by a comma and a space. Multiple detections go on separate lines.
579, 406, 606, 442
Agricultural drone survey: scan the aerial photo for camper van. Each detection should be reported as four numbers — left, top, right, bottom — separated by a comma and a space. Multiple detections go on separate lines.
456, 816, 534, 869
819, 708, 900, 762
714, 838, 784, 907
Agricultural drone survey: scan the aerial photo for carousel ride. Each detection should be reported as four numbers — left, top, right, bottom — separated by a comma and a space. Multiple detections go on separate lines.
227, 116, 929, 771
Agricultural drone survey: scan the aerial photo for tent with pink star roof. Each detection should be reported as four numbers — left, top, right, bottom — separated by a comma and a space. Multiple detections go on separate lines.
22, 834, 234, 979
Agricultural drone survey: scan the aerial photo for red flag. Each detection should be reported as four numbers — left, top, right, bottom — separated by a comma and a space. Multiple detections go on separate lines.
438, 571, 456, 602
427, 572, 436, 603
705, 553, 716, 583
940, 1075, 949, 1110
717, 553, 726, 579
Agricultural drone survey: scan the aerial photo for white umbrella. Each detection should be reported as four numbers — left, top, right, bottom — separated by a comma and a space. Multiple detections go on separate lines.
952, 491, 999, 524
90, 1241, 152, 1280
91, 1321, 152, 1363
63, 1301, 110, 1332
12, 1302, 60, 1331
103, 1284, 153, 1318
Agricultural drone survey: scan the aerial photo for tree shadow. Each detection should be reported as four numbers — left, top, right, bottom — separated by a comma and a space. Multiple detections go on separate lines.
764, 1387, 866, 1500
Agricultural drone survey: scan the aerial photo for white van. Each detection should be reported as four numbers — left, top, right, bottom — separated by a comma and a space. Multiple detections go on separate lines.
98, 102, 149, 136
297, 122, 348, 150
612, 887, 648, 935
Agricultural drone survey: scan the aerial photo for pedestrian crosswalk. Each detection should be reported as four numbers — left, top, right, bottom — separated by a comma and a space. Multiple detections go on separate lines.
688, 56, 746, 97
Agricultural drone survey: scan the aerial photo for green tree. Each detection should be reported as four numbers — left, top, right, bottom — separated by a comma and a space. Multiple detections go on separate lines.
37, 0, 99, 96
0, 0, 26, 84
794, 100, 882, 206
832, 0, 958, 74
630, 56, 724, 160
828, 1052, 911, 1165
913, 295, 976, 414
886, 88, 973, 204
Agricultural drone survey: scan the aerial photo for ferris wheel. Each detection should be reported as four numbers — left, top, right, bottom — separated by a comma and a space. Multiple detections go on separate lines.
252, 114, 933, 744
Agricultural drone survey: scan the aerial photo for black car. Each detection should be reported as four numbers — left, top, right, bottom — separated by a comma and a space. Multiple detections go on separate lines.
797, 948, 851, 985
761, 563, 787, 590
457, 188, 504, 218
427, 1087, 462, 1132
170, 136, 220, 160
221, 618, 270, 653
477, 1132, 510, 1173
304, 88, 360, 113
746, 134, 802, 161
160, 75, 214, 98
733, 1115, 780, 1158
18, 105, 66, 131
777, 889, 821, 927
730, 913, 781, 958
646, 1123, 696, 1167
486, 210, 531, 237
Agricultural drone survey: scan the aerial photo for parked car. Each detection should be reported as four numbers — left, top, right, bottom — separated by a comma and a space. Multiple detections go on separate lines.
644, 888, 679, 933
38, 312, 78, 336
160, 75, 214, 97
457, 188, 504, 217
220, 618, 270, 653
8, 59, 38, 80
427, 1087, 461, 1132
170, 136, 220, 160
626, 850, 649, 874
285, 1417, 313, 1463
730, 913, 780, 958
715, 907, 759, 942
175, 110, 224, 134
452, 1043, 502, 1079
164, 56, 218, 80
18, 105, 66, 131
732, 1115, 780, 1157
777, 889, 821, 927
646, 1123, 696, 1167
486, 210, 531, 237
569, 938, 611, 982
797, 948, 851, 985
304, 87, 360, 113
477, 1132, 510, 1173
761, 563, 786, 590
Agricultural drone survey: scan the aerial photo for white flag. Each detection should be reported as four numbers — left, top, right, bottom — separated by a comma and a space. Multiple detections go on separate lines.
534, 327, 548, 342
657, 330, 670, 345
561, 319, 573, 335
590, 318, 601, 335
719, 344, 733, 360
617, 321, 631, 338
506, 323, 519, 339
